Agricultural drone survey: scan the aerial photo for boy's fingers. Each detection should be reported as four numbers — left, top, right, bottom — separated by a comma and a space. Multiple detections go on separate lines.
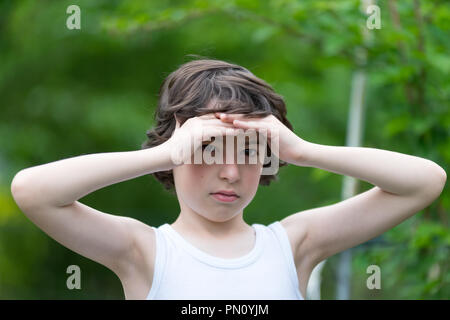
198, 113, 220, 120
214, 112, 233, 121
202, 127, 240, 141
216, 113, 259, 124
203, 118, 237, 128
176, 114, 217, 129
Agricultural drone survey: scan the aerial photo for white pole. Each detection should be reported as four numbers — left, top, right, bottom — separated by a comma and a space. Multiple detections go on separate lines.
307, 0, 373, 300
336, 0, 373, 300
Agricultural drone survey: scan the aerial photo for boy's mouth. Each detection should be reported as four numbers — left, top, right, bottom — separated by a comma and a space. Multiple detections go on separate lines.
211, 190, 239, 197
210, 190, 240, 202
211, 192, 239, 202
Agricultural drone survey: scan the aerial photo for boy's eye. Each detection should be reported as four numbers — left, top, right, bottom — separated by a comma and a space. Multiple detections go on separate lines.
243, 149, 258, 157
202, 144, 258, 157
202, 144, 216, 152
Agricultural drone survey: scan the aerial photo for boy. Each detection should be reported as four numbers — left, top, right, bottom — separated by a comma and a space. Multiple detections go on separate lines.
10, 58, 446, 300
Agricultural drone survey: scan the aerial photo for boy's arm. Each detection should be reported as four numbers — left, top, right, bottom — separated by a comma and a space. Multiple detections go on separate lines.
283, 142, 446, 268
10, 143, 173, 277
11, 145, 173, 207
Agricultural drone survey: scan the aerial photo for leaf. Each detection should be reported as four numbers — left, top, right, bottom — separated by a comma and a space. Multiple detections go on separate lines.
252, 25, 277, 43
411, 116, 435, 136
384, 115, 411, 138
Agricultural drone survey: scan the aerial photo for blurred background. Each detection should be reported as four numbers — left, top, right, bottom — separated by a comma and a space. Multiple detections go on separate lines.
0, 0, 448, 299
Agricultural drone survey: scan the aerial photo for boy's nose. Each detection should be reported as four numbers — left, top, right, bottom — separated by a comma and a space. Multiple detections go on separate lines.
218, 163, 240, 183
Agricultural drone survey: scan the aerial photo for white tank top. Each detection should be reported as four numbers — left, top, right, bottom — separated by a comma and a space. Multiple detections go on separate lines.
146, 221, 304, 300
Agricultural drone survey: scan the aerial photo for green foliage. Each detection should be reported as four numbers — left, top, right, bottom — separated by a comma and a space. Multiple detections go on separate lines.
1, 0, 448, 299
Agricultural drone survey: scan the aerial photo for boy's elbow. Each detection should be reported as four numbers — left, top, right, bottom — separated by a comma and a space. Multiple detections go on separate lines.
417, 164, 447, 201
433, 164, 446, 193
440, 167, 447, 184
11, 171, 24, 197
11, 169, 31, 194
11, 171, 39, 211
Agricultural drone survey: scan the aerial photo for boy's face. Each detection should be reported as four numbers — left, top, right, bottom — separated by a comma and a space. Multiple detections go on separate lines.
173, 134, 265, 223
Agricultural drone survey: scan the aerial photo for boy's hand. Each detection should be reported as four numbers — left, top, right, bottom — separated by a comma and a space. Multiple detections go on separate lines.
214, 113, 310, 166
164, 113, 240, 167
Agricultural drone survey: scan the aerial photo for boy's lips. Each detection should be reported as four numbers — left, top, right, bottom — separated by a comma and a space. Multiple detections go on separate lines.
210, 190, 240, 203
210, 190, 239, 197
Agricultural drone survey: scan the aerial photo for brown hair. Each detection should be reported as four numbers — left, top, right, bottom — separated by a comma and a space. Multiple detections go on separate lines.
141, 55, 294, 193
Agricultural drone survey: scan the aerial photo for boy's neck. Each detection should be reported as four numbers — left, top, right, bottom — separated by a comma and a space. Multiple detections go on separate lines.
171, 211, 251, 240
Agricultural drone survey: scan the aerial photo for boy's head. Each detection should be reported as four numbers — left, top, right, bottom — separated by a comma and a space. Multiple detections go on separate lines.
142, 55, 293, 198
